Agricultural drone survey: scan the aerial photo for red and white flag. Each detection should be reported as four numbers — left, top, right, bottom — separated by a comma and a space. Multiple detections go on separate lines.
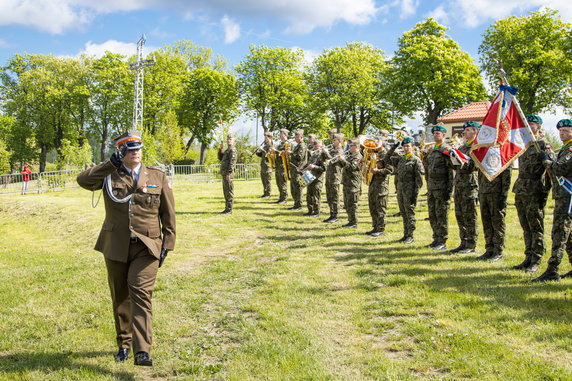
470, 85, 532, 181
450, 148, 470, 166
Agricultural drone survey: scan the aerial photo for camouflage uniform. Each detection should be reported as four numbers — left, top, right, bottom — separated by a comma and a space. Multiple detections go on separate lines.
324, 146, 344, 220
290, 141, 308, 209
368, 153, 394, 233
341, 151, 363, 226
255, 141, 274, 197
424, 144, 455, 246
218, 144, 237, 212
453, 142, 479, 251
478, 168, 511, 259
512, 139, 552, 268
275, 140, 289, 202
394, 153, 424, 240
305, 150, 326, 215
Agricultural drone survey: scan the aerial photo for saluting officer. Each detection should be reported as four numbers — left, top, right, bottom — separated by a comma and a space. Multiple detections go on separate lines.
534, 118, 572, 281
218, 133, 238, 214
77, 131, 176, 366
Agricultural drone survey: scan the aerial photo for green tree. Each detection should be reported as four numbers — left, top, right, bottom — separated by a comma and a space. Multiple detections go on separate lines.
387, 19, 486, 124
156, 110, 185, 164
178, 68, 240, 164
479, 9, 572, 114
57, 138, 92, 169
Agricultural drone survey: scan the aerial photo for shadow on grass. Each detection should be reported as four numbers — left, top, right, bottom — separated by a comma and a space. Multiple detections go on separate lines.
0, 351, 135, 380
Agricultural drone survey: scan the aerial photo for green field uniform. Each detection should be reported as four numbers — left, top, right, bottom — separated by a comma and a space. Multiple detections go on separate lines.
290, 141, 308, 209
218, 145, 237, 212
341, 151, 363, 226
368, 153, 393, 233
479, 168, 511, 257
424, 144, 455, 246
77, 161, 176, 356
275, 140, 289, 202
512, 138, 552, 268
394, 153, 424, 240
453, 142, 479, 251
305, 150, 326, 215
324, 146, 344, 219
255, 142, 273, 197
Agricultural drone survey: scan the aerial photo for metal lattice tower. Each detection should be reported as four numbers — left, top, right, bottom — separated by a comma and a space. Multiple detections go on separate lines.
129, 35, 155, 130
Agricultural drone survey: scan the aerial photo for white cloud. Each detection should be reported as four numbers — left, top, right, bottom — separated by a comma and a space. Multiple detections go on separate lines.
221, 15, 241, 44
0, 38, 10, 48
78, 40, 158, 58
425, 5, 450, 25
399, 0, 419, 19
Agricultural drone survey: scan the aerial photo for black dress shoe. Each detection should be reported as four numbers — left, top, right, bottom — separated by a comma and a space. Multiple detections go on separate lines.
134, 351, 153, 366
114, 348, 129, 362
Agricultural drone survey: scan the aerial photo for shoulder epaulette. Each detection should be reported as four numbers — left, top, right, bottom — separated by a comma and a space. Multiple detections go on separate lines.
147, 165, 165, 172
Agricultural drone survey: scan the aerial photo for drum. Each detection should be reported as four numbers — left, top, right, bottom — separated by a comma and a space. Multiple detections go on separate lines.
300, 170, 316, 186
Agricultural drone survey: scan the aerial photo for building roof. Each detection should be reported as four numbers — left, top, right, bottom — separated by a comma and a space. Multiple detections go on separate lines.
437, 101, 491, 123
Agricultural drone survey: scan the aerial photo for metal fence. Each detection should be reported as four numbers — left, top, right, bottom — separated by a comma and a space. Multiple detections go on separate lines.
0, 164, 261, 194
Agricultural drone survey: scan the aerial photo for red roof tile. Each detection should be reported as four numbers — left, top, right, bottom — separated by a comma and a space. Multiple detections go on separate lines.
437, 101, 491, 123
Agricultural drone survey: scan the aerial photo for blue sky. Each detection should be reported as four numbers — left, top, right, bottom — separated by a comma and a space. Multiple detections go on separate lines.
1, 0, 570, 138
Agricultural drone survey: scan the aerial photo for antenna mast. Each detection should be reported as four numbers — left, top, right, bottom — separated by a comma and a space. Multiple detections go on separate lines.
129, 35, 155, 130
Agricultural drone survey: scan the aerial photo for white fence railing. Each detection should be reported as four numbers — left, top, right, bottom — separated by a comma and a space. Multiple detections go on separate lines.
0, 164, 261, 194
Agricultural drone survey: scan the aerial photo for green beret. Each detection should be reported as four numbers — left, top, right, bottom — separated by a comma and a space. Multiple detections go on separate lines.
463, 121, 481, 128
431, 124, 447, 133
402, 137, 414, 144
557, 119, 572, 129
526, 114, 543, 124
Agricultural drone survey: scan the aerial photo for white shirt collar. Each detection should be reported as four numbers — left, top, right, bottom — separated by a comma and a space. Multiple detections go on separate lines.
123, 163, 142, 176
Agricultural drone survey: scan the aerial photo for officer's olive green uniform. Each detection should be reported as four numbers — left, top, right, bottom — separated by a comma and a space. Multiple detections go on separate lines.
368, 153, 393, 233
512, 138, 552, 267
424, 144, 455, 245
324, 146, 344, 219
305, 150, 326, 215
255, 142, 273, 197
341, 152, 363, 225
290, 142, 308, 209
453, 142, 479, 250
77, 161, 176, 355
479, 168, 511, 256
218, 145, 237, 212
394, 153, 424, 239
275, 141, 289, 202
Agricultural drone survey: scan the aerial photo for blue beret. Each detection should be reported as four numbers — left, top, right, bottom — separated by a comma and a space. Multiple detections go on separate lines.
431, 124, 447, 133
402, 137, 414, 144
526, 114, 543, 124
463, 121, 481, 128
556, 119, 572, 129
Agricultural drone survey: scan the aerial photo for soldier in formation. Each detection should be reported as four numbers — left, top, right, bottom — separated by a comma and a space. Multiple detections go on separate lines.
323, 133, 345, 223
366, 144, 393, 237
273, 129, 290, 204
303, 139, 327, 217
288, 129, 308, 211
340, 139, 363, 228
218, 133, 237, 214
255, 131, 274, 199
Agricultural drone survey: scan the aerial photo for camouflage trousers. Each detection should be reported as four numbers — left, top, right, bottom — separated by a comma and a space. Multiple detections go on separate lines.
290, 169, 304, 208
427, 190, 451, 243
343, 187, 360, 225
368, 183, 388, 231
479, 192, 508, 254
260, 169, 272, 196
275, 166, 288, 201
515, 194, 546, 264
325, 178, 341, 218
547, 198, 572, 270
397, 189, 418, 238
223, 176, 234, 211
307, 179, 323, 214
454, 190, 478, 249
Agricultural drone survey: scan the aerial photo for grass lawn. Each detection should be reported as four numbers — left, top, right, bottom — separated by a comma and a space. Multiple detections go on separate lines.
0, 176, 571, 380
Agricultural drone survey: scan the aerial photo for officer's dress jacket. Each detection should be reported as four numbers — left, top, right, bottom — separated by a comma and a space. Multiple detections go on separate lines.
77, 161, 176, 262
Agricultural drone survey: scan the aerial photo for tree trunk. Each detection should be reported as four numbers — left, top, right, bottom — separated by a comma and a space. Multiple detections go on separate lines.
40, 143, 47, 173
184, 136, 195, 154
199, 142, 207, 165
100, 128, 108, 163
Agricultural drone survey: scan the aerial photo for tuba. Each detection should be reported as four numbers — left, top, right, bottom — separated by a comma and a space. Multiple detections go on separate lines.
280, 141, 292, 181
358, 135, 383, 186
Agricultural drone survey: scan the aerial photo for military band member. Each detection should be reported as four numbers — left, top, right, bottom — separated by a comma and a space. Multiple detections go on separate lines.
288, 129, 308, 210
340, 139, 363, 228
366, 145, 394, 237
476, 164, 512, 262
323, 133, 345, 223
423, 124, 455, 250
218, 133, 237, 214
534, 118, 572, 282
303, 139, 327, 216
273, 129, 290, 204
255, 131, 274, 198
393, 137, 424, 244
512, 114, 552, 272
306, 133, 317, 162
451, 121, 480, 254
77, 131, 176, 367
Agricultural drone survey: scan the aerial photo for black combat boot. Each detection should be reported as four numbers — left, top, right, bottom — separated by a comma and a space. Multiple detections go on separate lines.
449, 243, 466, 253
560, 270, 572, 279
511, 256, 531, 270
476, 251, 493, 260
532, 266, 560, 282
